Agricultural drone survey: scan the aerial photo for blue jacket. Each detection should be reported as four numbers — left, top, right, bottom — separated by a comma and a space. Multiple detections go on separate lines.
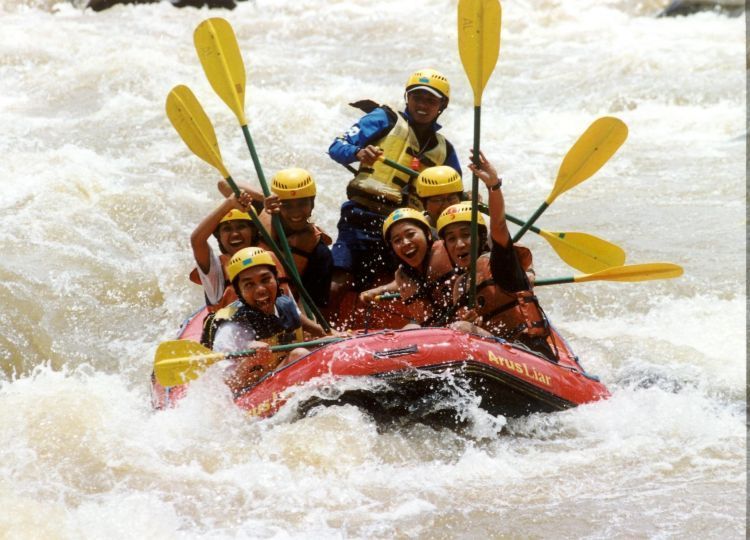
328, 107, 462, 176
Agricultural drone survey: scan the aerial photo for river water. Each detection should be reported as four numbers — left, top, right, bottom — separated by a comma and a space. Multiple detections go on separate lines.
0, 0, 745, 538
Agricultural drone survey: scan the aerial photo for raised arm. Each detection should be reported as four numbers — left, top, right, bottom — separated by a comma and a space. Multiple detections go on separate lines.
468, 150, 509, 248
190, 192, 253, 273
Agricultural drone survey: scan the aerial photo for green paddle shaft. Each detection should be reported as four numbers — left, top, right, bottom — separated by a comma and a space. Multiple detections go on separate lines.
222, 335, 343, 358
468, 107, 481, 308
240, 125, 316, 322
534, 276, 574, 286
511, 202, 549, 242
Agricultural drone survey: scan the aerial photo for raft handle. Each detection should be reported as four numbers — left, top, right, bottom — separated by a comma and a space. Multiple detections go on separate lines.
373, 345, 418, 359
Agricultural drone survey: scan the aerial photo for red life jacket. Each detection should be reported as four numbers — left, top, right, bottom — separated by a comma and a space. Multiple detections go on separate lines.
257, 211, 332, 278
396, 241, 458, 325
453, 246, 548, 340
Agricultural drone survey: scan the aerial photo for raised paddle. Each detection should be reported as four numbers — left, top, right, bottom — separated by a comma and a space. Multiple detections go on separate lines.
503, 214, 626, 273
376, 155, 626, 273
165, 85, 331, 331
512, 116, 628, 242
154, 337, 344, 387
458, 0, 501, 308
534, 262, 684, 286
193, 18, 311, 318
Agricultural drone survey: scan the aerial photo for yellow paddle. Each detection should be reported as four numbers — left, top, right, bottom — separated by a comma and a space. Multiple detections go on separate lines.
504, 215, 625, 273
458, 0, 501, 308
193, 18, 313, 320
534, 262, 684, 286
372, 262, 681, 299
512, 116, 628, 242
378, 155, 626, 273
165, 85, 331, 331
193, 18, 248, 126
458, 0, 501, 107
165, 84, 230, 178
154, 337, 343, 387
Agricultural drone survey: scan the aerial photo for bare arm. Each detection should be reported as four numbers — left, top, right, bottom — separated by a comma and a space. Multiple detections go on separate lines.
300, 312, 326, 338
190, 193, 252, 273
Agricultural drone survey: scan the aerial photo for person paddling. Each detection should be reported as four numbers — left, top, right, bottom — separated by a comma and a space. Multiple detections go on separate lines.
327, 69, 462, 304
439, 152, 550, 357
203, 247, 312, 395
359, 207, 457, 327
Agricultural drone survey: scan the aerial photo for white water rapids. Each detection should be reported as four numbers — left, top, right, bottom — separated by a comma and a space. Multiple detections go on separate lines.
0, 0, 745, 538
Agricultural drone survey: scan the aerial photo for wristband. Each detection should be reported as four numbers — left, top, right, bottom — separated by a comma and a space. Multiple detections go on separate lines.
489, 179, 503, 191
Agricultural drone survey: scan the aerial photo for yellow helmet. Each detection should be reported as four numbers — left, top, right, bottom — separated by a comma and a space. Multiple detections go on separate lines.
218, 209, 254, 225
405, 69, 450, 101
382, 207, 432, 241
436, 202, 487, 237
415, 166, 463, 198
226, 247, 276, 282
213, 209, 257, 254
271, 168, 316, 200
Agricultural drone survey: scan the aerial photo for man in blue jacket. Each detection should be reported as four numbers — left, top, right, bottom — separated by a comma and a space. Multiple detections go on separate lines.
327, 68, 462, 305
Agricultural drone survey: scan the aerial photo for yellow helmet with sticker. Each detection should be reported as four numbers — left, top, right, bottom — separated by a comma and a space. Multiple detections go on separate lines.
405, 69, 450, 101
382, 207, 432, 241
271, 168, 317, 200
227, 247, 276, 282
218, 209, 254, 225
415, 166, 463, 198
213, 209, 257, 254
436, 202, 487, 237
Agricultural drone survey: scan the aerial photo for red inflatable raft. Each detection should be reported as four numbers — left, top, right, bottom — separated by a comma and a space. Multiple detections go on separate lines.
151, 307, 610, 423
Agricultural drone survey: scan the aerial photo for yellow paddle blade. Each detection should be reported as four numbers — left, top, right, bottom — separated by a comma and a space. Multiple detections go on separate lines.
539, 229, 626, 273
153, 340, 227, 387
194, 18, 247, 126
166, 85, 230, 178
458, 0, 501, 106
548, 116, 628, 203
574, 262, 684, 284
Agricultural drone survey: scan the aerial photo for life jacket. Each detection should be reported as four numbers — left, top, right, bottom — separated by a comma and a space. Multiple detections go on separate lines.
190, 251, 290, 313
395, 241, 458, 326
202, 295, 304, 369
347, 105, 448, 215
453, 247, 549, 340
257, 211, 332, 278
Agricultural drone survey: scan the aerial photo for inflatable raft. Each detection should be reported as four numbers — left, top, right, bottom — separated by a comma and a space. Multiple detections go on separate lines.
151, 307, 610, 424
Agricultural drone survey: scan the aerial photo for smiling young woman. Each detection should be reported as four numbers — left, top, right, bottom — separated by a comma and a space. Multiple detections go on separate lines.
358, 208, 458, 327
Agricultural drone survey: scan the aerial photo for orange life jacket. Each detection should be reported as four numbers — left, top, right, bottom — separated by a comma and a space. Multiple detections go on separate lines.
257, 211, 332, 278
396, 241, 458, 325
453, 246, 548, 340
